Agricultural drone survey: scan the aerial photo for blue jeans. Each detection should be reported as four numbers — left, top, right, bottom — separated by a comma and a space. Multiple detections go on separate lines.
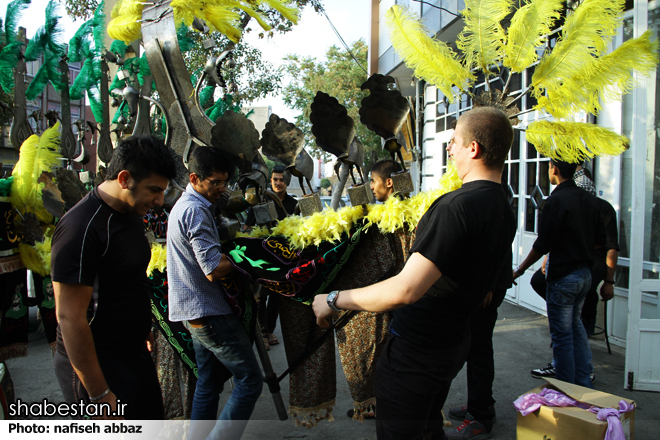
186, 314, 263, 440
546, 266, 593, 388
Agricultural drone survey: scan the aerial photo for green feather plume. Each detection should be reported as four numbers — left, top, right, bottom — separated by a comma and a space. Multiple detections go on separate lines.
88, 88, 103, 123
25, 56, 66, 99
112, 100, 130, 124
457, 0, 513, 72
199, 85, 214, 108
177, 23, 195, 52
68, 2, 106, 111
137, 53, 152, 85
206, 94, 242, 123
503, 0, 563, 73
385, 5, 472, 102
92, 0, 106, 54
0, 0, 31, 92
0, 41, 23, 92
0, 176, 13, 198
70, 54, 95, 101
4, 0, 31, 45
526, 120, 628, 163
537, 30, 659, 119
67, 21, 93, 63
109, 40, 129, 57
531, 0, 624, 96
24, 0, 65, 62
23, 0, 67, 97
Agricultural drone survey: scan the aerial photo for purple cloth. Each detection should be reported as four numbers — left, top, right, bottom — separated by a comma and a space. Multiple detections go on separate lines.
513, 388, 580, 416
589, 400, 635, 440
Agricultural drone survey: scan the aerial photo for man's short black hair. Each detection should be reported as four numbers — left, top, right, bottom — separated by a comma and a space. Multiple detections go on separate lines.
106, 135, 177, 183
370, 159, 401, 180
550, 158, 578, 180
272, 164, 287, 176
188, 147, 234, 180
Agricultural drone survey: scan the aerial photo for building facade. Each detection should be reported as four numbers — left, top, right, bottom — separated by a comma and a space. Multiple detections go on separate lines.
368, 0, 659, 391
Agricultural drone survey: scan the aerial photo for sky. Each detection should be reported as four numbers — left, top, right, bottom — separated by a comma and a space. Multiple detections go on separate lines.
9, 0, 371, 122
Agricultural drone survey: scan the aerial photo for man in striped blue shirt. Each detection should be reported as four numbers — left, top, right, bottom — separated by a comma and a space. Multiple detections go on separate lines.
167, 147, 262, 439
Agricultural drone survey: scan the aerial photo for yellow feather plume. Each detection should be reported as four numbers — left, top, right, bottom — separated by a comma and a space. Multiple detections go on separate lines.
10, 122, 62, 224
503, 0, 563, 73
110, 0, 123, 19
526, 120, 628, 163
108, 0, 299, 44
147, 242, 168, 277
229, 1, 273, 32
18, 225, 55, 276
107, 0, 143, 43
261, 0, 299, 25
536, 31, 659, 119
531, 0, 624, 96
239, 162, 463, 250
457, 0, 513, 72
386, 5, 472, 102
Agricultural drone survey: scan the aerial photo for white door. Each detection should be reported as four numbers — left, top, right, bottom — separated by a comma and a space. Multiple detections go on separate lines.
624, 0, 660, 392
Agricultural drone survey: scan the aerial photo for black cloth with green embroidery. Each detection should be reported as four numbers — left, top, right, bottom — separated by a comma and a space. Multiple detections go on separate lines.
148, 269, 258, 382
226, 221, 368, 304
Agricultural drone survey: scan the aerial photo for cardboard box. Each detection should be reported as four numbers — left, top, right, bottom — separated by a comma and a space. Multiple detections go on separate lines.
517, 378, 635, 440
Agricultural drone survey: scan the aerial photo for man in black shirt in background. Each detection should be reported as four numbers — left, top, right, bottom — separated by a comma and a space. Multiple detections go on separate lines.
514, 159, 604, 388
245, 164, 298, 348
51, 136, 176, 419
313, 107, 516, 440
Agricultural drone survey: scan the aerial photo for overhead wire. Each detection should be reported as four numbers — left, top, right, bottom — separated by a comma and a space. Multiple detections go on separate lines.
319, 7, 370, 76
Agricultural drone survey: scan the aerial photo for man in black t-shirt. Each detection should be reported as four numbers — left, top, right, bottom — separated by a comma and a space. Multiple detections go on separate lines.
313, 107, 516, 440
513, 159, 604, 389
245, 164, 298, 347
51, 136, 176, 419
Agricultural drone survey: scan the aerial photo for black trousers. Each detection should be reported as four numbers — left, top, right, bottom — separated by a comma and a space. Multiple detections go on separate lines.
465, 288, 506, 430
256, 286, 279, 335
54, 345, 164, 420
375, 334, 470, 440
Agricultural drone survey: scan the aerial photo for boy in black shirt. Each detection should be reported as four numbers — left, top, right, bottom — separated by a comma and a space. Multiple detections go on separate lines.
514, 159, 604, 388
313, 107, 516, 440
51, 136, 176, 419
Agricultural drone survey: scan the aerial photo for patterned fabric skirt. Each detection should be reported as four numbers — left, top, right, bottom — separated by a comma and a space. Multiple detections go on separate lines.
150, 327, 196, 420
278, 227, 415, 425
333, 227, 415, 421
279, 295, 336, 427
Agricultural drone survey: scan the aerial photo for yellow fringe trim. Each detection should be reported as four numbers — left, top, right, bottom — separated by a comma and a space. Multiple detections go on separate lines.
241, 163, 462, 250
289, 399, 336, 428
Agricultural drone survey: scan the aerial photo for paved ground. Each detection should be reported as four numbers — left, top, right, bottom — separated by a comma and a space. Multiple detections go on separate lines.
5, 301, 660, 439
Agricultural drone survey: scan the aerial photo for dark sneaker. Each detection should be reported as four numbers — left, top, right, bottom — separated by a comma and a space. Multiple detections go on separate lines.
590, 370, 596, 384
448, 405, 496, 423
531, 362, 555, 379
448, 406, 469, 421
445, 420, 493, 439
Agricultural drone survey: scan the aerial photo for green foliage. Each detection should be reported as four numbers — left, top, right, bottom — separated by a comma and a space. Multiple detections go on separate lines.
320, 177, 331, 189
63, 0, 99, 20
281, 39, 388, 170
183, 34, 282, 106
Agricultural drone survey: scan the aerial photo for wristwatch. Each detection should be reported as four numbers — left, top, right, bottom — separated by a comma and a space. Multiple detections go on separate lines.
603, 279, 615, 284
327, 290, 342, 312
